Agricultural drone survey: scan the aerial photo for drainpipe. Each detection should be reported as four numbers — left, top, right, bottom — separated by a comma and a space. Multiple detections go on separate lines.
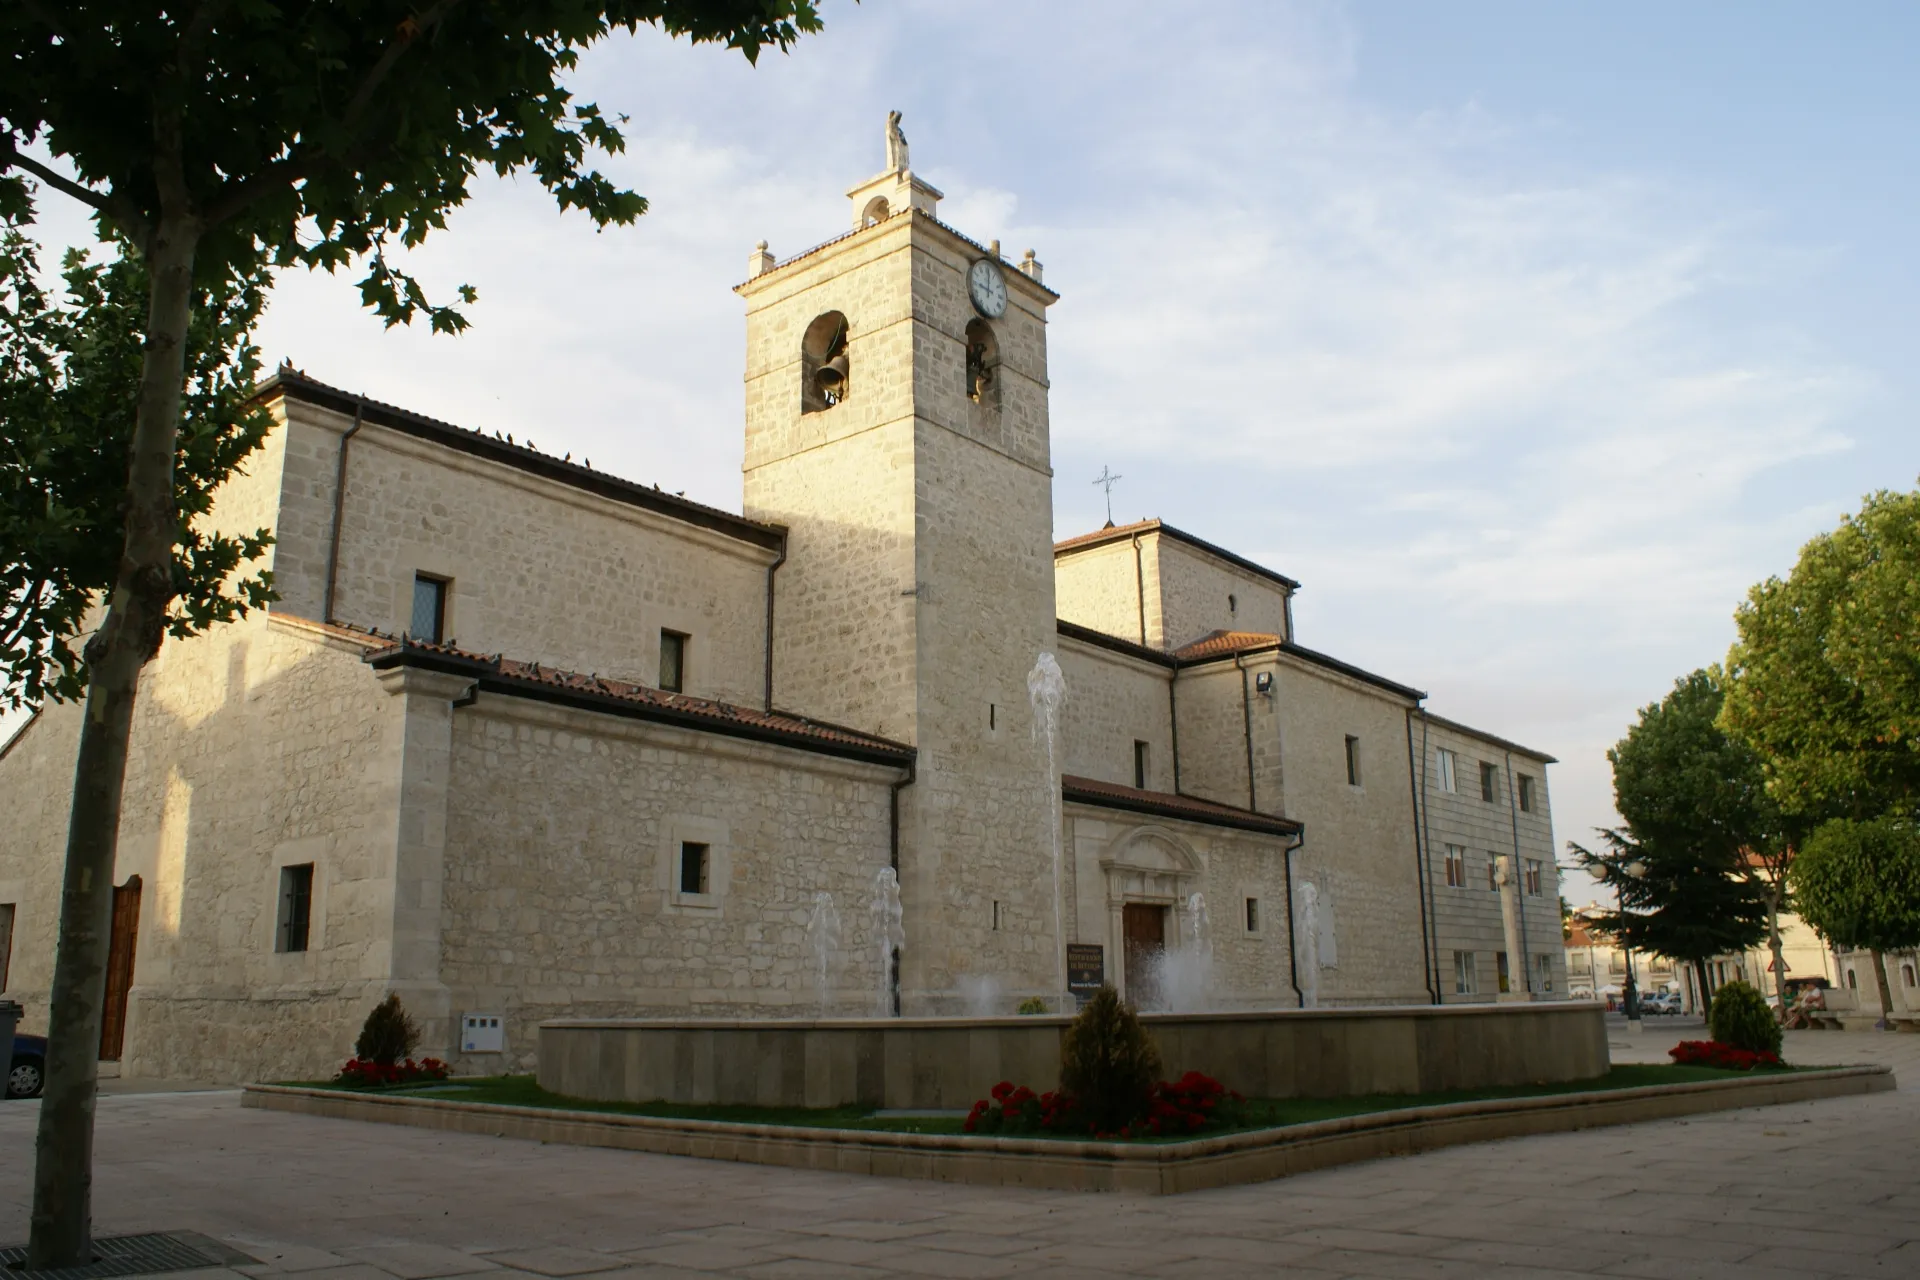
1283, 831, 1306, 1008
1235, 652, 1257, 811
762, 542, 787, 712
888, 763, 915, 1017
1406, 708, 1440, 1004
1167, 665, 1182, 795
1132, 533, 1148, 647
1504, 749, 1533, 994
322, 403, 365, 624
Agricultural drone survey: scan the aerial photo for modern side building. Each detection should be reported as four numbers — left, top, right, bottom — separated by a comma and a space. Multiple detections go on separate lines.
0, 126, 1566, 1083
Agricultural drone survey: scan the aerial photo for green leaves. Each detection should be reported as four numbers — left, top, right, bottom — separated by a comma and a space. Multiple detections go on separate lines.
1790, 816, 1920, 954
0, 204, 275, 709
1722, 487, 1920, 821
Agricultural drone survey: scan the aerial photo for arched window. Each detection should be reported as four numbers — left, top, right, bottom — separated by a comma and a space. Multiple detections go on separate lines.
801, 312, 850, 413
1847, 969, 1858, 990
964, 318, 999, 409
860, 196, 890, 227
1905, 963, 1916, 988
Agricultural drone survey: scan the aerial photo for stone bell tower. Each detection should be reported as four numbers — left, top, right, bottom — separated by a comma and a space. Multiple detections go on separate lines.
737, 115, 1061, 1009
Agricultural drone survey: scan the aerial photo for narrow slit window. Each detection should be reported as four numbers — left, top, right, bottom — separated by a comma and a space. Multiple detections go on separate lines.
1480, 761, 1499, 803
0, 903, 14, 991
410, 574, 447, 643
1518, 773, 1536, 813
1444, 844, 1466, 888
1245, 898, 1259, 933
1345, 735, 1362, 787
659, 630, 687, 693
1436, 748, 1457, 793
277, 864, 314, 953
1133, 740, 1151, 790
678, 841, 710, 895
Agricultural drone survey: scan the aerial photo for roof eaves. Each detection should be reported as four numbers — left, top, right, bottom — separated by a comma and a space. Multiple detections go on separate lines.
365, 639, 915, 768
1062, 774, 1302, 838
1056, 618, 1175, 668
1418, 710, 1558, 764
256, 370, 787, 553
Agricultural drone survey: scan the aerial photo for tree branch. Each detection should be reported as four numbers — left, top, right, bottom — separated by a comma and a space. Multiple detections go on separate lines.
343, 0, 468, 130
200, 151, 315, 228
0, 142, 150, 244
17, 0, 72, 42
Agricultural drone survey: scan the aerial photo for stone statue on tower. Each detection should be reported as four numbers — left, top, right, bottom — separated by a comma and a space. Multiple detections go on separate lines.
885, 110, 910, 172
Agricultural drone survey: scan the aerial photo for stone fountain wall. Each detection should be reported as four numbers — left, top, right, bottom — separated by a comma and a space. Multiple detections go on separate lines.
538, 1000, 1608, 1110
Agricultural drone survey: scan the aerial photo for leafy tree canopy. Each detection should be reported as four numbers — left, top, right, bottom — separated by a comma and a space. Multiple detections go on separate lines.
1, 196, 273, 709
1610, 668, 1784, 860
2, 1, 822, 324
1790, 816, 1920, 956
1722, 487, 1920, 821
1571, 827, 1769, 965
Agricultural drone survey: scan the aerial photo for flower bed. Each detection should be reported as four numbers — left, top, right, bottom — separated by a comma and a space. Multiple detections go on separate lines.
964, 1071, 1247, 1140
1670, 1040, 1782, 1071
334, 1056, 451, 1088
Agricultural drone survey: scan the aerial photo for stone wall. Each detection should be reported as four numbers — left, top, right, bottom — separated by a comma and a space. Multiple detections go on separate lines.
1054, 539, 1154, 647
1153, 535, 1292, 650
0, 611, 409, 1083
1259, 654, 1431, 1006
438, 695, 902, 1073
1413, 714, 1566, 1002
273, 399, 777, 707
1055, 638, 1174, 791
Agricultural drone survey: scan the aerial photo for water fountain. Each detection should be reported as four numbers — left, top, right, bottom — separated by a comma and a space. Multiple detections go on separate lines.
804, 890, 841, 1016
1026, 652, 1068, 1003
1152, 891, 1214, 1012
956, 974, 1002, 1017
870, 866, 905, 1017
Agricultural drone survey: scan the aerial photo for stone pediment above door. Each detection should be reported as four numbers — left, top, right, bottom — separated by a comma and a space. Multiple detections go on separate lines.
1098, 825, 1201, 906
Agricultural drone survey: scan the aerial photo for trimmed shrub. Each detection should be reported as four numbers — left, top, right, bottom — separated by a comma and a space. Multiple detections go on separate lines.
1016, 996, 1049, 1015
1059, 985, 1161, 1133
355, 993, 420, 1066
1707, 980, 1783, 1057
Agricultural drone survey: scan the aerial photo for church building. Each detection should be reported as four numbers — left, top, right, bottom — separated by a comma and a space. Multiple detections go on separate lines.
0, 128, 1566, 1083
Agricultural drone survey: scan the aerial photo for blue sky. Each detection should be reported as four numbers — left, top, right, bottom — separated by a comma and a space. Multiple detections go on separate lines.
13, 2, 1920, 901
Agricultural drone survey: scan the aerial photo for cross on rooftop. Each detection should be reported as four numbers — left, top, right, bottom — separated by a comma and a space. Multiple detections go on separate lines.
1092, 465, 1123, 528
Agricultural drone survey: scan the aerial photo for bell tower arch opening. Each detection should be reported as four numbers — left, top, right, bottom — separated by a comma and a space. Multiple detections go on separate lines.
801, 311, 849, 413
964, 318, 999, 410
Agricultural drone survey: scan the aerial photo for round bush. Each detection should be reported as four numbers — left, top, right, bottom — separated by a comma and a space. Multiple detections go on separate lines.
354, 993, 420, 1066
1708, 980, 1783, 1058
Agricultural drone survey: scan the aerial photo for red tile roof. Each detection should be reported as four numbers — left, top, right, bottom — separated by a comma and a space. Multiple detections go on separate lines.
1061, 774, 1302, 838
1172, 629, 1283, 661
365, 637, 913, 766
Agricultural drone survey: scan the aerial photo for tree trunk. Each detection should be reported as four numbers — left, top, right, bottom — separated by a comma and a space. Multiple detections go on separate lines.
1693, 958, 1714, 1020
1871, 950, 1896, 1028
29, 215, 199, 1269
1767, 892, 1789, 1018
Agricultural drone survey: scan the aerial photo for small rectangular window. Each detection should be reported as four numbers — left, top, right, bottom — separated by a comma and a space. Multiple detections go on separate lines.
660, 630, 688, 693
1518, 774, 1535, 813
410, 574, 447, 643
1444, 844, 1466, 888
1480, 761, 1499, 803
1525, 858, 1543, 897
1345, 735, 1362, 787
1245, 898, 1260, 932
1133, 740, 1151, 791
1453, 951, 1477, 995
1436, 748, 1457, 793
1537, 954, 1554, 993
1496, 951, 1511, 993
277, 865, 313, 953
1487, 857, 1499, 892
0, 903, 14, 991
678, 841, 709, 895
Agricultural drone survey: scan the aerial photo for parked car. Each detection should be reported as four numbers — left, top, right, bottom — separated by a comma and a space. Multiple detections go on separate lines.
9, 1033, 46, 1099
1638, 992, 1681, 1015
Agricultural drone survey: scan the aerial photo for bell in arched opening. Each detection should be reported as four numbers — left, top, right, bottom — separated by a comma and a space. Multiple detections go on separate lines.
801, 311, 850, 413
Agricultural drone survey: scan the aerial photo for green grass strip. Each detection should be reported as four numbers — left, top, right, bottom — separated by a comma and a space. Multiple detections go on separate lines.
284, 1063, 1801, 1143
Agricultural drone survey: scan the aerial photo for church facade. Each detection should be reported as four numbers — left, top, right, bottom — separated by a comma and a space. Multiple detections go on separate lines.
0, 142, 1566, 1084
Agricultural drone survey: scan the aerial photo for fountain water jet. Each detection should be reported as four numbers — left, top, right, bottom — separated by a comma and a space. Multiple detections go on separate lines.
804, 890, 841, 1016
1027, 652, 1068, 1004
870, 867, 905, 1016
1151, 891, 1214, 1012
956, 974, 1002, 1017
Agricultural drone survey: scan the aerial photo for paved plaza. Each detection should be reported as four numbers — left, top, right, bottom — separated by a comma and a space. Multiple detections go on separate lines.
3, 1029, 1917, 1279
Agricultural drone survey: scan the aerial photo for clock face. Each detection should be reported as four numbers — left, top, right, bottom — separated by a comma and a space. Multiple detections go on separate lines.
968, 258, 1008, 319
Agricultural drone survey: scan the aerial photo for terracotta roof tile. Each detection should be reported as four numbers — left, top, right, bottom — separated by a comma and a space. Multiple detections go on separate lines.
1172, 629, 1284, 661
1061, 774, 1301, 838
364, 637, 913, 765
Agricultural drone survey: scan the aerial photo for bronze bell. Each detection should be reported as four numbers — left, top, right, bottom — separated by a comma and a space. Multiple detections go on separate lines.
816, 352, 849, 389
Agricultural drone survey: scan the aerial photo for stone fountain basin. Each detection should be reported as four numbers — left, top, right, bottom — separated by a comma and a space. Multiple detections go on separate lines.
537, 1002, 1608, 1111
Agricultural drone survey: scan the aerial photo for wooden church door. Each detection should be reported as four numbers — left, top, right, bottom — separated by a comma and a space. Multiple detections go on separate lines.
100, 875, 142, 1061
1122, 903, 1166, 1010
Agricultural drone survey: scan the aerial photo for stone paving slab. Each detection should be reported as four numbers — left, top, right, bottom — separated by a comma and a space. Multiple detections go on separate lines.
3, 1028, 1919, 1278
